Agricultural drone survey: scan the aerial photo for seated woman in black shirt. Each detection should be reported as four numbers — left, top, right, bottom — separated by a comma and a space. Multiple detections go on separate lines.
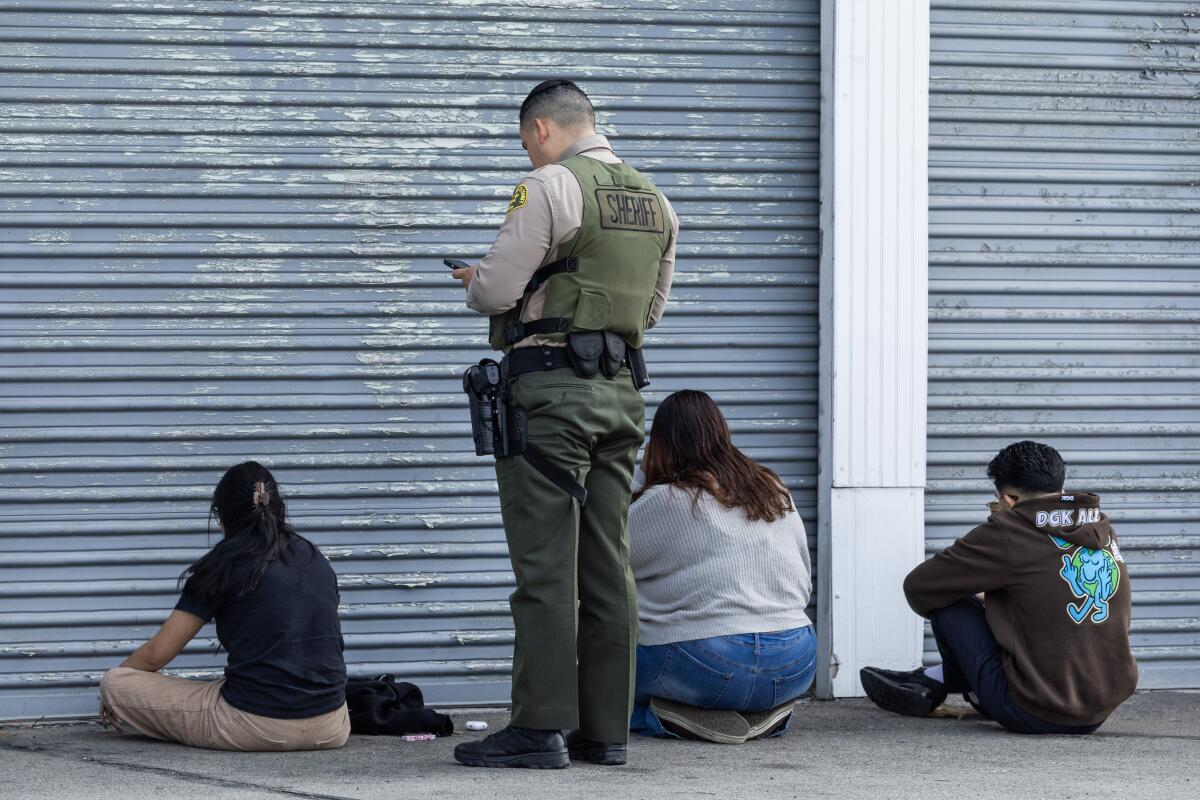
99, 461, 349, 751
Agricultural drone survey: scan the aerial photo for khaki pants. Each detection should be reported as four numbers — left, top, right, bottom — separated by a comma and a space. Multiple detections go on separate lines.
99, 667, 350, 751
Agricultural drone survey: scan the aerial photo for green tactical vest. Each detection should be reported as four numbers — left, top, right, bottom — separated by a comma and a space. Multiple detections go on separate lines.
489, 155, 669, 351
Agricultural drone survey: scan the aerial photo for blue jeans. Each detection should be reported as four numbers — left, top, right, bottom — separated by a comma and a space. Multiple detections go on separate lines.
930, 599, 1102, 735
631, 626, 817, 737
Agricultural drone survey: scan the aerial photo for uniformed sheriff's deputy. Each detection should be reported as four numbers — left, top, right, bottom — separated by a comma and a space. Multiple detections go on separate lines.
451, 80, 678, 769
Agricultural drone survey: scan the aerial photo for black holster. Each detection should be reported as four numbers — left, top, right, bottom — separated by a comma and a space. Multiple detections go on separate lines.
463, 359, 525, 457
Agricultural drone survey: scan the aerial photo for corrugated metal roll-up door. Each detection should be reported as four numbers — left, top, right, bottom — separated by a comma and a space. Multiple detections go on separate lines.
0, 1, 820, 718
928, 1, 1200, 687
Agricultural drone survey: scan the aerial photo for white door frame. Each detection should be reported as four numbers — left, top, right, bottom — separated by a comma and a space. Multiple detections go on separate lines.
816, 0, 931, 698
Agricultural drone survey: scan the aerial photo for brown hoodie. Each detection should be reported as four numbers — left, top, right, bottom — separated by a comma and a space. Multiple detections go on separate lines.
904, 491, 1138, 726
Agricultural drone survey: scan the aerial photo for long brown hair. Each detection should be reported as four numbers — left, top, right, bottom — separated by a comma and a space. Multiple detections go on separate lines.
633, 390, 794, 522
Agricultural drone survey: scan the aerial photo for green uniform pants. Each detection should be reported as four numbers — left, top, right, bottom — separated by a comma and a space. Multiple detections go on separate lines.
496, 365, 644, 743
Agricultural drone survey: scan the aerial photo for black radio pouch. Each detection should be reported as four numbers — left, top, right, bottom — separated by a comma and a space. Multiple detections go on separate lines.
567, 330, 631, 380
600, 331, 626, 379
566, 331, 603, 378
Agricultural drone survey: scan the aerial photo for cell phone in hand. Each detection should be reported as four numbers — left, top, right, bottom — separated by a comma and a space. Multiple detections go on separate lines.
444, 259, 471, 271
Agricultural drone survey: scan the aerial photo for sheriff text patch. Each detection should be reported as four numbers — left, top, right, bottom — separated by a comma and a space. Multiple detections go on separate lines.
596, 188, 662, 233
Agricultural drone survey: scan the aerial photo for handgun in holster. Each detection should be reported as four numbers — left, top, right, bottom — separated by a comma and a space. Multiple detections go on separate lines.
462, 359, 526, 458
462, 359, 499, 456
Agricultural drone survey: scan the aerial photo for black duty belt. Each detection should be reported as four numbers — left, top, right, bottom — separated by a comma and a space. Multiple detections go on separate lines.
504, 339, 650, 390
503, 345, 574, 379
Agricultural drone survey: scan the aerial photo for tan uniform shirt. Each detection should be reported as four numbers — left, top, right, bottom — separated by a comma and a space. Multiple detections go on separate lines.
466, 133, 679, 349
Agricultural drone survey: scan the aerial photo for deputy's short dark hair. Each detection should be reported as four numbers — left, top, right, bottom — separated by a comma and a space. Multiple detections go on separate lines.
519, 79, 594, 130
986, 441, 1066, 494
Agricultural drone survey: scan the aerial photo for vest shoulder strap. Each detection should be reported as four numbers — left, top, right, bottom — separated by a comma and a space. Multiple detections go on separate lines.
524, 256, 578, 295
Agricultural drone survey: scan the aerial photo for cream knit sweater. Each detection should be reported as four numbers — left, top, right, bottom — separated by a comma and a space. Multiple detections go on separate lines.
628, 474, 813, 646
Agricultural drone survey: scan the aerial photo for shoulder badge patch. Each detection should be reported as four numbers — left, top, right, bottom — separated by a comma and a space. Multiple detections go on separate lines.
507, 184, 528, 214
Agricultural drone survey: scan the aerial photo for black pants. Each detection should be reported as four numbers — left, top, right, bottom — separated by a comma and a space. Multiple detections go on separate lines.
930, 599, 1102, 735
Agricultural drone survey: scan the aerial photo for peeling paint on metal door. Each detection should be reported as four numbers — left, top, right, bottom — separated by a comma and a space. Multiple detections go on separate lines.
0, 1, 821, 718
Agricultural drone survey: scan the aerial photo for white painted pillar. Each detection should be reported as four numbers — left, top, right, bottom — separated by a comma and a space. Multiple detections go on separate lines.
815, 0, 930, 698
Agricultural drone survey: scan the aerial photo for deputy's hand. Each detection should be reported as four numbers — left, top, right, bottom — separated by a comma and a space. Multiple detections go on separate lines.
452, 266, 476, 290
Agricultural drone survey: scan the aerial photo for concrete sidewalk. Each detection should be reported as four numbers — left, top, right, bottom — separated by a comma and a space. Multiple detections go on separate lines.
2, 692, 1197, 800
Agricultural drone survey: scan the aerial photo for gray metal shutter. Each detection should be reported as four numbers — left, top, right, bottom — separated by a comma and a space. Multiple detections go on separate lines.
0, 1, 820, 719
928, 1, 1200, 687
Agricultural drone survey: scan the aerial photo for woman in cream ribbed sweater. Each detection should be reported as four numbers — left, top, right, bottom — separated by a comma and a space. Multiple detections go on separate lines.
628, 390, 815, 743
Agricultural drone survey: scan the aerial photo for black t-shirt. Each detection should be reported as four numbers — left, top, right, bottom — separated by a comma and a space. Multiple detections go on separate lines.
176, 536, 347, 719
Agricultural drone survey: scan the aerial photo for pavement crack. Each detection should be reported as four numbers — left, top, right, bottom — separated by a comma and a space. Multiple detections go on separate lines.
0, 740, 359, 800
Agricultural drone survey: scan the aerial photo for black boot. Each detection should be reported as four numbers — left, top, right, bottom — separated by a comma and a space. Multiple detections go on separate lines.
452, 726, 569, 769
565, 730, 626, 765
859, 666, 949, 718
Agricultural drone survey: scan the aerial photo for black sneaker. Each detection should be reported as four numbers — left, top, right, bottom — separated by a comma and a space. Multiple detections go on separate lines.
859, 667, 948, 717
565, 730, 627, 765
452, 726, 569, 769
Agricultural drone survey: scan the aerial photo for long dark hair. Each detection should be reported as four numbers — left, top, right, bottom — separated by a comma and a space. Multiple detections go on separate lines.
633, 390, 794, 523
180, 461, 304, 607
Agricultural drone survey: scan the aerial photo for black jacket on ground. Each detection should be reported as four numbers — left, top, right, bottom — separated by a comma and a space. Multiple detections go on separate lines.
345, 675, 454, 736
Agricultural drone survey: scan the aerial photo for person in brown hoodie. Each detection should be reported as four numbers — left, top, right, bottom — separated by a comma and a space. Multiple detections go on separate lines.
860, 441, 1138, 734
